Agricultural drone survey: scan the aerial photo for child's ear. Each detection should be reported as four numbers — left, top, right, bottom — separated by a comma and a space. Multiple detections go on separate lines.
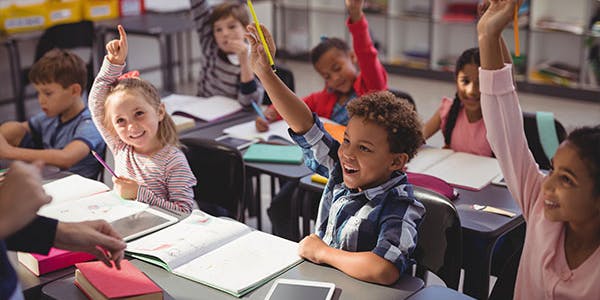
158, 103, 166, 121
69, 83, 82, 97
349, 51, 358, 64
390, 153, 409, 171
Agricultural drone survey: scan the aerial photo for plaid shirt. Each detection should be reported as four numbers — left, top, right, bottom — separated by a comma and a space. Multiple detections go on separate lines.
290, 115, 425, 272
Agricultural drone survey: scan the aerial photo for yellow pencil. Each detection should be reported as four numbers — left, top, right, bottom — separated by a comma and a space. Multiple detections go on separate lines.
247, 0, 276, 70
513, 3, 520, 57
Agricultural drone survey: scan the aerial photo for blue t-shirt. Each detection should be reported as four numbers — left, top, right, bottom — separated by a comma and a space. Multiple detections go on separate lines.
20, 108, 106, 179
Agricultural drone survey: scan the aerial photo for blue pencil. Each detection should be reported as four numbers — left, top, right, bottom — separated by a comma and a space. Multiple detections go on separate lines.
91, 150, 118, 178
251, 101, 267, 120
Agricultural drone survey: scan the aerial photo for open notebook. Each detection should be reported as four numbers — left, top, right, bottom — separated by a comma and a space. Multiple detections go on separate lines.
223, 117, 338, 144
39, 174, 179, 241
406, 147, 502, 191
162, 94, 242, 122
126, 210, 302, 297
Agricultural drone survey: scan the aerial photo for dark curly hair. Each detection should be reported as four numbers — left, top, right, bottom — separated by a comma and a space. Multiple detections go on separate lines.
347, 91, 424, 159
565, 125, 600, 196
310, 37, 350, 65
444, 47, 480, 146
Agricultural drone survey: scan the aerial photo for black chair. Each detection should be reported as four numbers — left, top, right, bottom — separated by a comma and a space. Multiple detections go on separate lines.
407, 286, 476, 300
17, 21, 95, 120
522, 111, 567, 170
388, 88, 417, 111
411, 186, 462, 290
262, 65, 295, 105
180, 137, 246, 222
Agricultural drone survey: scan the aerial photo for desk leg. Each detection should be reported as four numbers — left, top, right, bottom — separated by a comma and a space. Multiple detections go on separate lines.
158, 34, 175, 93
462, 232, 496, 300
253, 174, 262, 230
176, 32, 185, 85
301, 191, 312, 237
290, 185, 301, 242
186, 30, 194, 82
6, 40, 25, 121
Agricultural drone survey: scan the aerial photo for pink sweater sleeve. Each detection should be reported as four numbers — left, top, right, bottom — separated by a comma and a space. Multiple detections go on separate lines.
480, 65, 546, 221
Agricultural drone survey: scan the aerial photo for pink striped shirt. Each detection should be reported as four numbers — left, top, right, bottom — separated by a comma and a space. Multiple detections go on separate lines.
481, 64, 600, 300
89, 57, 196, 213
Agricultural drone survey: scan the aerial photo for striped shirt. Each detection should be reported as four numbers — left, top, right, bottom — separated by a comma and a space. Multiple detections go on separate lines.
190, 0, 264, 106
290, 115, 425, 272
89, 57, 196, 213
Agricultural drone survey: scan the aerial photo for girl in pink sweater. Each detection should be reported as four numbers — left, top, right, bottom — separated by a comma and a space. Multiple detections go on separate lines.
479, 1, 600, 299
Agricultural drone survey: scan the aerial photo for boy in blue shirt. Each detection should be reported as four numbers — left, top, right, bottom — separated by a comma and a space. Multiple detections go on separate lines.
0, 49, 105, 179
245, 23, 426, 284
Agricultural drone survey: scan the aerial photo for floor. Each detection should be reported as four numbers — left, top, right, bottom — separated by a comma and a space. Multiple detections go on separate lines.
2, 59, 598, 294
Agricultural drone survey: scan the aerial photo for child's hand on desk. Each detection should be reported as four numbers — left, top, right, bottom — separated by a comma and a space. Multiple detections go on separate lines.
254, 106, 278, 132
106, 25, 128, 65
245, 23, 276, 77
113, 177, 139, 200
298, 234, 330, 264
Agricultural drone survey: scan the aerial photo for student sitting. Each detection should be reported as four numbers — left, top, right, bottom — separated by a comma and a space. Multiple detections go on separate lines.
190, 0, 264, 107
479, 1, 600, 298
246, 23, 425, 284
0, 49, 106, 179
90, 26, 196, 214
255, 0, 387, 130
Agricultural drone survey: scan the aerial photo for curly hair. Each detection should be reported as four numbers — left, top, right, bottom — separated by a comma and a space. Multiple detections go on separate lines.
566, 125, 600, 196
29, 48, 87, 94
310, 37, 350, 66
347, 91, 424, 159
104, 78, 180, 148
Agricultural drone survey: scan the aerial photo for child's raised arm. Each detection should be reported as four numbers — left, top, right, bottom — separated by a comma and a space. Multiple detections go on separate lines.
477, 0, 522, 70
106, 25, 128, 65
245, 24, 314, 134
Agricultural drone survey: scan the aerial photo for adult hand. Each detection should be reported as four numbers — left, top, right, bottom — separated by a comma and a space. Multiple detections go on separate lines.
106, 25, 128, 65
0, 161, 51, 238
54, 220, 126, 269
113, 177, 139, 200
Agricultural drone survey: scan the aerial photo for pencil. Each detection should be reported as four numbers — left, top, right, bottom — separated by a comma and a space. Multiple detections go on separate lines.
513, 3, 520, 57
247, 0, 276, 70
251, 101, 267, 120
91, 150, 118, 178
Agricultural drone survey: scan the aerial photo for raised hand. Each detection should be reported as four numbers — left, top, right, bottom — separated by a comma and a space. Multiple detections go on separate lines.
346, 0, 364, 22
477, 0, 523, 38
106, 25, 128, 65
0, 161, 52, 238
244, 23, 276, 77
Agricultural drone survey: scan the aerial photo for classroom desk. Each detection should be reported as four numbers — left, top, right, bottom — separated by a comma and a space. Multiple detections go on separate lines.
298, 175, 524, 300
95, 13, 195, 93
42, 259, 425, 300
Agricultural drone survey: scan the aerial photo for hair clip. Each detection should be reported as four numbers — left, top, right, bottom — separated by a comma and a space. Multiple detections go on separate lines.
117, 70, 140, 81
320, 35, 329, 42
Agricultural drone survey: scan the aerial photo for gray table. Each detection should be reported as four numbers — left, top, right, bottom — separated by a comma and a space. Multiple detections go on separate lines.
42, 259, 424, 300
298, 175, 524, 299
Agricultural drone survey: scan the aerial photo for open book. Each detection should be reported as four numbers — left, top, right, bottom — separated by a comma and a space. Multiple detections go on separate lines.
126, 210, 303, 297
162, 94, 243, 122
406, 148, 502, 191
39, 174, 179, 241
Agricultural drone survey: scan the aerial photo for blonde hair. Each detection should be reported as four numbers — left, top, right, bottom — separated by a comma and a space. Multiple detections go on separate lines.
104, 78, 180, 148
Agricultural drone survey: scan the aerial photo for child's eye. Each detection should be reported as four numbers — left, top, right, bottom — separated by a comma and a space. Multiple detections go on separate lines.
115, 118, 125, 124
342, 137, 349, 144
135, 111, 144, 117
359, 145, 371, 152
229, 25, 237, 30
560, 175, 573, 185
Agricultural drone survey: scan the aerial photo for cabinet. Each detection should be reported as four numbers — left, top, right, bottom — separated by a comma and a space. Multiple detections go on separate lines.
273, 0, 600, 101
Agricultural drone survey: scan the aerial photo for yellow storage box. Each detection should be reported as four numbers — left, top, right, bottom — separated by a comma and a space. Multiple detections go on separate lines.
82, 0, 118, 21
47, 0, 82, 27
0, 1, 47, 34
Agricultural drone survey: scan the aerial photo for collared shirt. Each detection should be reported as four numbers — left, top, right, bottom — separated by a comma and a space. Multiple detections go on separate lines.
290, 115, 425, 272
21, 108, 105, 179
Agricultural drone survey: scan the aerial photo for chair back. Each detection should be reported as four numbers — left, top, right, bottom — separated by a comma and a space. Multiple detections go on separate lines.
263, 65, 295, 105
412, 186, 462, 290
27, 21, 95, 92
180, 137, 246, 221
388, 88, 416, 111
522, 111, 567, 170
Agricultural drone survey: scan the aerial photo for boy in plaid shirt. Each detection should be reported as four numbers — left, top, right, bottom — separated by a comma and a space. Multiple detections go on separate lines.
246, 24, 425, 284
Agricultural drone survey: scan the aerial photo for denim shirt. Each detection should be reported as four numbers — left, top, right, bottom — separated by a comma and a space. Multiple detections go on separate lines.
289, 115, 425, 272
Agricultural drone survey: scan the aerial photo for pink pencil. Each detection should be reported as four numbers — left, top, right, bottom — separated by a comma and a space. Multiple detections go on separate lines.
91, 150, 118, 178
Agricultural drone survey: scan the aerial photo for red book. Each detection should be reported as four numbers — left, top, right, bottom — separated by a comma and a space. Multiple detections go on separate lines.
75, 260, 163, 300
17, 248, 95, 276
